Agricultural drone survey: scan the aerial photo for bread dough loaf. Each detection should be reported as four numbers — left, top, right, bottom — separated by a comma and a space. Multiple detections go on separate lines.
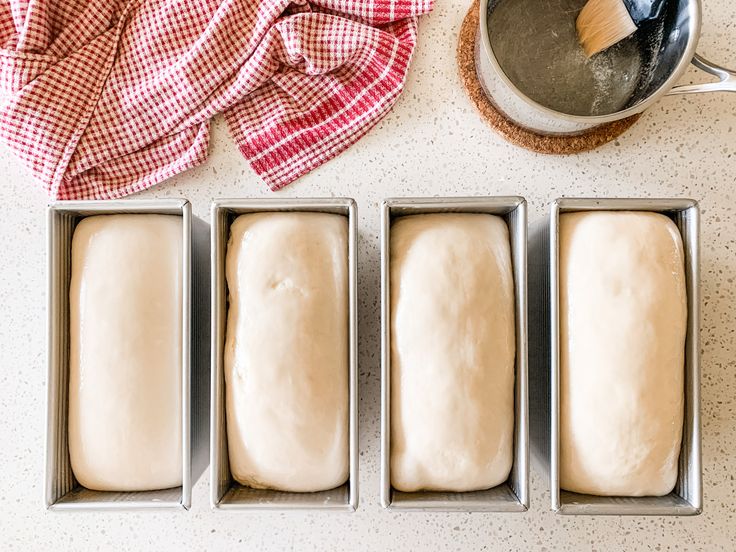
390, 213, 515, 492
225, 212, 349, 492
68, 214, 183, 492
559, 211, 686, 496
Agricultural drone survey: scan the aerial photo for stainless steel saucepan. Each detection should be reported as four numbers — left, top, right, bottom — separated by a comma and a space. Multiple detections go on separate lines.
478, 0, 735, 134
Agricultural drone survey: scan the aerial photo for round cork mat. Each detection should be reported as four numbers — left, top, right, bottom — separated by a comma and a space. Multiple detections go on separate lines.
457, 0, 641, 154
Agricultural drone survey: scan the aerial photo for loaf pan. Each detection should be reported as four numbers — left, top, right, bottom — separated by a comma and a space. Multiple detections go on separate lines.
45, 199, 196, 511
210, 198, 358, 511
528, 198, 702, 516
380, 197, 529, 512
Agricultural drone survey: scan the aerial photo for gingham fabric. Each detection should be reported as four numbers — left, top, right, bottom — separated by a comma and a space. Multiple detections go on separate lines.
0, 0, 432, 199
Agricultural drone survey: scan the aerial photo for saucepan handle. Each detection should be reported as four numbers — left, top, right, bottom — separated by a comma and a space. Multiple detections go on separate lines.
667, 53, 736, 95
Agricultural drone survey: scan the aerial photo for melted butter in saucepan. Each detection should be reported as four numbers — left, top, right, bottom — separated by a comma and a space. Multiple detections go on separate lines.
487, 0, 664, 117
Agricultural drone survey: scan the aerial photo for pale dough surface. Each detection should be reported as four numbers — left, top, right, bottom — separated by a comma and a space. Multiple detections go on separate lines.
68, 214, 183, 492
225, 212, 349, 492
559, 211, 687, 497
390, 213, 515, 492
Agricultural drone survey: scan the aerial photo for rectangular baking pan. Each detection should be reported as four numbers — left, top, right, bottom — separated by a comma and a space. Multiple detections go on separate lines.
528, 198, 702, 516
210, 198, 358, 511
45, 199, 196, 511
380, 197, 529, 512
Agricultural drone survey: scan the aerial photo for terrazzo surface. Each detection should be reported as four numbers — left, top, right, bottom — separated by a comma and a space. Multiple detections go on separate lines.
1, 0, 735, 549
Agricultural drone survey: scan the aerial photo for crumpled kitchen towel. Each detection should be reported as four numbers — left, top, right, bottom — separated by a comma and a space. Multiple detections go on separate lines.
0, 0, 432, 199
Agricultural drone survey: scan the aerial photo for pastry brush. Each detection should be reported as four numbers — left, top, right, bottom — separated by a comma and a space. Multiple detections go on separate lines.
576, 0, 666, 57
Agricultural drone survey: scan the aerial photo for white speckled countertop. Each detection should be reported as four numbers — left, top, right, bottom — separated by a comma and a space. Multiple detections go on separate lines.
1, 0, 735, 549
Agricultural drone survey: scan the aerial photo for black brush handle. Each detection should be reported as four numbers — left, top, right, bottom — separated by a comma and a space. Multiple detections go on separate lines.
621, 0, 667, 24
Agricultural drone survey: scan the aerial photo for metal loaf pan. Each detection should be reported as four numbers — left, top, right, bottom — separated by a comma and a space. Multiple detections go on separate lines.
45, 199, 195, 511
210, 198, 358, 511
528, 198, 702, 516
380, 197, 529, 512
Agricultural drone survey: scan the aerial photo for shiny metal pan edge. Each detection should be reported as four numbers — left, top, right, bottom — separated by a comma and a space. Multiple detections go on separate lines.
45, 199, 194, 511
380, 196, 529, 512
209, 198, 358, 512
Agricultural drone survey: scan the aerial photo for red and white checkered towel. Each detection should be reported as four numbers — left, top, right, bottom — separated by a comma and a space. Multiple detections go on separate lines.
0, 0, 432, 199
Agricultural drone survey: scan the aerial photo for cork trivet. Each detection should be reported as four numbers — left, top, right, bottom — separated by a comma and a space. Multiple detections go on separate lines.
457, 0, 640, 154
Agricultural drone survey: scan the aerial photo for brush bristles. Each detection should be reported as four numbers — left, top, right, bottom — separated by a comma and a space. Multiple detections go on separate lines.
576, 0, 637, 57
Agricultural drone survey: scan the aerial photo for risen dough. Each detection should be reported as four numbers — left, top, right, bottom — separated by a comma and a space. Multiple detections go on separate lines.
68, 214, 183, 492
390, 213, 515, 492
225, 212, 349, 492
559, 211, 686, 497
